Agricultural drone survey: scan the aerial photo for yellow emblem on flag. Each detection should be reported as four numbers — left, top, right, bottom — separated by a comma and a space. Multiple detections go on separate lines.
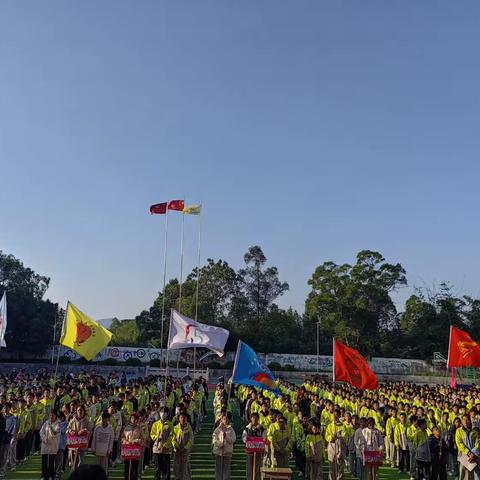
60, 302, 112, 361
183, 204, 202, 215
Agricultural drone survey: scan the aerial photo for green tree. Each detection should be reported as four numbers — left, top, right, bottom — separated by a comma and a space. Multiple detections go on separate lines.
110, 318, 140, 346
239, 246, 289, 332
305, 250, 406, 355
0, 251, 58, 355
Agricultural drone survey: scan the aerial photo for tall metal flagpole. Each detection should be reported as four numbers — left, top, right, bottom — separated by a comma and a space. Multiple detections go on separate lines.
51, 311, 58, 365
193, 204, 202, 377
176, 200, 186, 376
178, 200, 186, 312
55, 303, 68, 379
160, 205, 169, 370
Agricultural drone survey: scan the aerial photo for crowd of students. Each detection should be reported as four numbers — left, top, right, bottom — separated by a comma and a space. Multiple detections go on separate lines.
233, 378, 480, 480
2, 369, 480, 480
0, 369, 208, 480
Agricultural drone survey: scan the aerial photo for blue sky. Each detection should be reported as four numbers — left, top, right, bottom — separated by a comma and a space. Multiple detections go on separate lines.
1, 1, 480, 320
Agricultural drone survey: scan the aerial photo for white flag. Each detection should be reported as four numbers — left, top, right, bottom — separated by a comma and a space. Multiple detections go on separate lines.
167, 310, 229, 357
0, 292, 6, 348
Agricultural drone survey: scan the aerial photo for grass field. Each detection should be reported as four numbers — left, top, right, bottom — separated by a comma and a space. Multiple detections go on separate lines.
5, 400, 410, 480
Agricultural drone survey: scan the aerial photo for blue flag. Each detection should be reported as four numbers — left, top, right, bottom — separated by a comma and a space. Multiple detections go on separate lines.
231, 341, 279, 394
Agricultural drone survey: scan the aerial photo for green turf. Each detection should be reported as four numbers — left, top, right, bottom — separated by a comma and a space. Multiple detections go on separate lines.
5, 399, 411, 480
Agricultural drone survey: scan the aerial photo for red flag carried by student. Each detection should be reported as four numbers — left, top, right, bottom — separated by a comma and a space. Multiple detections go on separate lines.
447, 326, 480, 368
168, 200, 185, 211
333, 338, 378, 390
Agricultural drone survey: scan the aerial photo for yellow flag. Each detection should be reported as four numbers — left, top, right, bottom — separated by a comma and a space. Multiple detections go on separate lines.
60, 302, 112, 361
183, 204, 202, 215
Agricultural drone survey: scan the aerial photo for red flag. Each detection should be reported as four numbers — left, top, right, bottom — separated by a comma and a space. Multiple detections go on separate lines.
150, 202, 168, 214
333, 338, 378, 390
168, 199, 185, 211
447, 326, 480, 368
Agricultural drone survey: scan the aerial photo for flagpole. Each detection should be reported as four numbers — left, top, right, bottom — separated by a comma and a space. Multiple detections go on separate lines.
447, 325, 452, 386
178, 200, 185, 314
55, 303, 68, 379
228, 341, 242, 406
51, 310, 58, 365
176, 201, 185, 378
193, 203, 202, 378
160, 205, 169, 370
164, 311, 173, 396
332, 337, 336, 383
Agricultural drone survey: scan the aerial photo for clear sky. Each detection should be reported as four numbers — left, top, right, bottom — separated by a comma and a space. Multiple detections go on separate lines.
1, 1, 480, 320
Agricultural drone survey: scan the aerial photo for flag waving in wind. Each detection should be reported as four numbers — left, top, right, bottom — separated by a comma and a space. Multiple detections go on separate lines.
60, 302, 112, 361
333, 338, 378, 390
0, 292, 7, 348
231, 341, 279, 394
167, 310, 229, 357
183, 204, 202, 215
447, 326, 480, 368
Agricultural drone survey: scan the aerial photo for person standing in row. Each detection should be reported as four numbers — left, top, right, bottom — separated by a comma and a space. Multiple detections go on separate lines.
91, 412, 114, 474
40, 410, 60, 480
151, 407, 173, 480
212, 413, 236, 480
242, 412, 265, 480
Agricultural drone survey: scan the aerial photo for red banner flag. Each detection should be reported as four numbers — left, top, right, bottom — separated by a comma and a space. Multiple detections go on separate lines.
333, 338, 378, 390
447, 326, 480, 368
150, 202, 168, 214
168, 200, 185, 211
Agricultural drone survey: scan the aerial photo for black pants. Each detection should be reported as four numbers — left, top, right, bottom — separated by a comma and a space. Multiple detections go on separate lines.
111, 440, 119, 464
417, 460, 430, 480
25, 430, 33, 457
398, 448, 410, 472
42, 454, 56, 479
124, 459, 139, 480
33, 430, 41, 453
293, 446, 305, 475
144, 444, 152, 468
16, 437, 26, 461
154, 453, 170, 480
430, 461, 447, 480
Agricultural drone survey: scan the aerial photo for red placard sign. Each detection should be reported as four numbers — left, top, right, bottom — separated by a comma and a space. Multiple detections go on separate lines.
121, 443, 142, 461
67, 433, 89, 450
364, 450, 384, 466
246, 436, 266, 453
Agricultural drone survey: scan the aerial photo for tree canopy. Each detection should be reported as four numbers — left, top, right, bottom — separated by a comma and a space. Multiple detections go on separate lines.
1, 247, 479, 360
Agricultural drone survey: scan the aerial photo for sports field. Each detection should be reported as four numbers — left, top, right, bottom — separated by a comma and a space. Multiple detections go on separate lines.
4, 399, 409, 480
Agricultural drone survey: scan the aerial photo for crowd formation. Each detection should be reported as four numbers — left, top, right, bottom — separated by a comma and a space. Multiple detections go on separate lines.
233, 378, 480, 480
0, 369, 208, 480
1, 369, 480, 480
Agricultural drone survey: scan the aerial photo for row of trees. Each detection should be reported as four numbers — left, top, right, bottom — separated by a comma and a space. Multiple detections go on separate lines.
2, 247, 480, 360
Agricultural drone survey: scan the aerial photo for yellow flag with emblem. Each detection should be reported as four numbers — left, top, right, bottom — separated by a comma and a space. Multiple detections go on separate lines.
60, 302, 112, 360
183, 204, 202, 215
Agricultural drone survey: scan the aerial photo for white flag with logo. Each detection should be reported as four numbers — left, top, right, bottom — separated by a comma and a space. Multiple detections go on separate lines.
167, 310, 229, 357
0, 292, 6, 348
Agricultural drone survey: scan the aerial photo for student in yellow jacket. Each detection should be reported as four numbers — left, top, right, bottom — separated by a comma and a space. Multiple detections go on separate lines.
151, 407, 173, 480
172, 412, 193, 480
305, 420, 324, 480
16, 399, 32, 463
270, 415, 292, 469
